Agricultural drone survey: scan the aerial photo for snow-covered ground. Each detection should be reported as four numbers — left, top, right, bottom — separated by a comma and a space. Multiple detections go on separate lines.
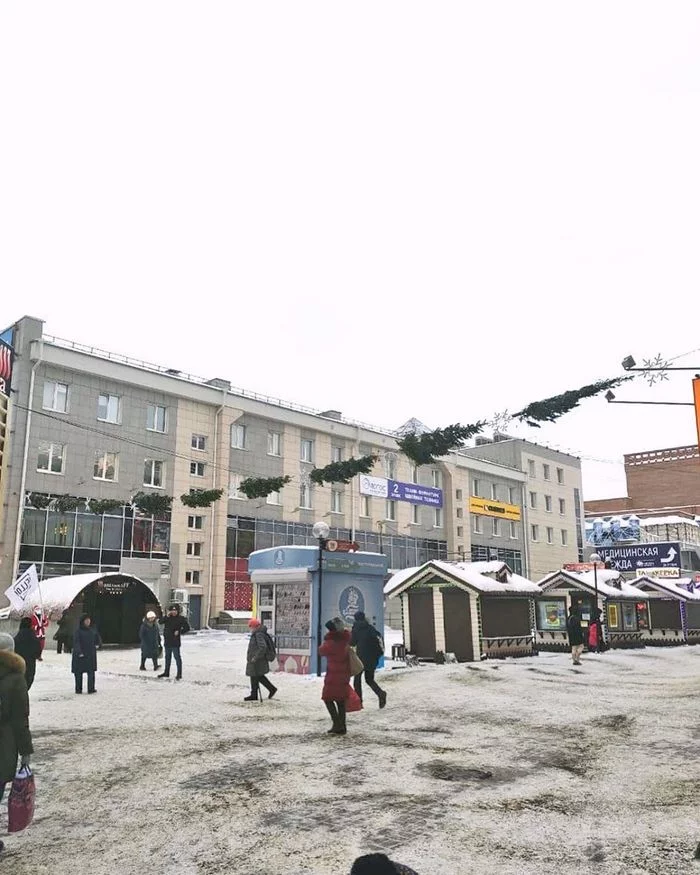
4, 632, 700, 875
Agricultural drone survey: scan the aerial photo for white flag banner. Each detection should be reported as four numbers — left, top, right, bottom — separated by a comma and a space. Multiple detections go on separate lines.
4, 564, 40, 612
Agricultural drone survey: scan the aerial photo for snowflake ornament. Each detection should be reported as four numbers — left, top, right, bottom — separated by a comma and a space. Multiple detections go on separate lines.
641, 354, 671, 386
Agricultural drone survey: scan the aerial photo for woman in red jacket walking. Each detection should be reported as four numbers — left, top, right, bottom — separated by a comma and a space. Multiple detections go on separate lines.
319, 617, 351, 735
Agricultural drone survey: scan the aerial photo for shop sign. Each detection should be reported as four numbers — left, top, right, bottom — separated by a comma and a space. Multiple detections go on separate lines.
359, 476, 443, 508
469, 497, 521, 521
598, 542, 681, 573
640, 567, 681, 579
96, 579, 131, 595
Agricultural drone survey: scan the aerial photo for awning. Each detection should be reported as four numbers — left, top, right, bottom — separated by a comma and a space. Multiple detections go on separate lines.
7, 572, 162, 616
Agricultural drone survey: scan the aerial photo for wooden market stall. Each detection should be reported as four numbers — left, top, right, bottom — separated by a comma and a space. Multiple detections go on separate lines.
629, 575, 700, 646
385, 560, 540, 662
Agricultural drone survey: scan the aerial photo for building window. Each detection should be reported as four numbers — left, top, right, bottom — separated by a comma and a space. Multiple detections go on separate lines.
37, 442, 65, 474
543, 464, 550, 480
360, 496, 371, 517
411, 504, 419, 524
432, 469, 442, 489
300, 439, 314, 463
491, 483, 498, 501
508, 486, 517, 505
188, 516, 204, 530
94, 451, 118, 482
509, 521, 518, 539
192, 435, 207, 451
528, 459, 535, 477
147, 404, 167, 433
434, 508, 443, 527
546, 527, 554, 544
557, 468, 564, 484
472, 478, 481, 497
473, 515, 482, 534
43, 381, 68, 413
231, 424, 247, 449
186, 542, 203, 557
97, 394, 121, 424
411, 465, 419, 484
266, 489, 282, 505
185, 570, 200, 585
529, 491, 537, 509
559, 498, 566, 515
331, 445, 343, 463
561, 529, 568, 546
299, 482, 312, 509
144, 459, 164, 487
545, 495, 552, 512
492, 517, 501, 536
456, 507, 463, 519
457, 526, 464, 538
266, 431, 281, 456
385, 455, 397, 479
331, 490, 343, 514
229, 475, 244, 500
385, 500, 397, 521
190, 461, 205, 477
530, 524, 539, 541
456, 489, 463, 501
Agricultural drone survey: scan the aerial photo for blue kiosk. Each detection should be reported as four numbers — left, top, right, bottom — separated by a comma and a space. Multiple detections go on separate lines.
247, 545, 388, 675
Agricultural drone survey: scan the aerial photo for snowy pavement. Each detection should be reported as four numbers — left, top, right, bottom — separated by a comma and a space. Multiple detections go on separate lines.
4, 632, 700, 875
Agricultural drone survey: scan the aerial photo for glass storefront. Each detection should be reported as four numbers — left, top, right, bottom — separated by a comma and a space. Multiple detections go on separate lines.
470, 544, 523, 576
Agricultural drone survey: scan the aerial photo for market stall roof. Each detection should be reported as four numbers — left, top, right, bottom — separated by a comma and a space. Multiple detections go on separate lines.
385, 560, 540, 599
629, 575, 700, 601
538, 569, 648, 600
4, 572, 160, 616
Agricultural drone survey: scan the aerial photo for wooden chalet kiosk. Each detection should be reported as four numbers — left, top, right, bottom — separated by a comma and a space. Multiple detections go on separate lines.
386, 560, 539, 662
629, 575, 700, 646
537, 568, 649, 651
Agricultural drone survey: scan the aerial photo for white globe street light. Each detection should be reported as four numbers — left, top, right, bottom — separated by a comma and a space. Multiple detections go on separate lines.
313, 520, 331, 676
312, 521, 330, 540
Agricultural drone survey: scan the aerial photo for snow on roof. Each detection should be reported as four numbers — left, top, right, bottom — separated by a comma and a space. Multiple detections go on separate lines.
629, 576, 700, 601
384, 565, 421, 595
385, 560, 540, 597
539, 568, 648, 600
639, 515, 699, 528
5, 572, 161, 617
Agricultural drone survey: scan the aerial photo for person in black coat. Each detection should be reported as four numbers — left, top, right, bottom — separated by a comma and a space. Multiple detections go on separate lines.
157, 604, 190, 680
139, 611, 161, 672
14, 618, 42, 691
55, 609, 75, 654
351, 611, 387, 708
72, 614, 101, 694
566, 604, 585, 666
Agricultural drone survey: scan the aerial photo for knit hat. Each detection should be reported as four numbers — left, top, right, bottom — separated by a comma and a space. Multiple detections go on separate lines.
146, 611, 157, 620
248, 618, 261, 629
0, 633, 15, 652
325, 616, 345, 632
354, 611, 366, 621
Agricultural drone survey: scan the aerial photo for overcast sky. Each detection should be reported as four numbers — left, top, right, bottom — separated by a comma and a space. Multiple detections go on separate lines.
1, 2, 698, 501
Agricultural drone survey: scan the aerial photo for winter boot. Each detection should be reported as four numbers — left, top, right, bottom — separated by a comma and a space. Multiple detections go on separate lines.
331, 701, 347, 735
157, 672, 169, 678
379, 690, 387, 709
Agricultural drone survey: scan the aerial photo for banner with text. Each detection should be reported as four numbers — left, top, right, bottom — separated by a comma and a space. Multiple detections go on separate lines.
469, 496, 522, 521
4, 565, 40, 612
359, 475, 443, 508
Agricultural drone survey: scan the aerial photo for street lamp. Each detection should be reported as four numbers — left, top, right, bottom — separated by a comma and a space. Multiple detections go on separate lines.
590, 551, 601, 624
313, 520, 331, 677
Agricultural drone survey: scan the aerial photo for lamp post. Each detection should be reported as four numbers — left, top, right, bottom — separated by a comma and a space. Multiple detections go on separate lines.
590, 551, 601, 624
313, 520, 331, 677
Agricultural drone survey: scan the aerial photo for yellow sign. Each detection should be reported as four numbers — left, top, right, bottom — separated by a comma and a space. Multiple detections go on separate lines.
469, 497, 521, 521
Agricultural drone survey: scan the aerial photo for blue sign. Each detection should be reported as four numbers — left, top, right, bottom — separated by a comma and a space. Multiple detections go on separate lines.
598, 542, 681, 572
388, 479, 443, 508
339, 585, 365, 624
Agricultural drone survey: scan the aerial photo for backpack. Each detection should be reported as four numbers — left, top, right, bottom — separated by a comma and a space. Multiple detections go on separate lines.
263, 632, 277, 662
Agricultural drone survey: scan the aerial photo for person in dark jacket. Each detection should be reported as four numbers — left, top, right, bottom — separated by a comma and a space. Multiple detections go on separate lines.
72, 614, 100, 694
351, 853, 419, 874
244, 618, 278, 701
0, 632, 33, 853
157, 604, 190, 680
319, 617, 352, 735
589, 607, 606, 654
566, 604, 585, 665
351, 611, 387, 708
139, 611, 161, 672
14, 618, 42, 691
55, 609, 75, 654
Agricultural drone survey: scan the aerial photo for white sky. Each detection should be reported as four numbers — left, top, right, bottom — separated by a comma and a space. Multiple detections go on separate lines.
2, 2, 699, 501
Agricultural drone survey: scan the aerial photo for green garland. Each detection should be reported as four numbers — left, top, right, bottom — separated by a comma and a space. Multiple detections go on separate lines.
28, 493, 52, 510
513, 377, 633, 427
53, 494, 81, 513
238, 476, 291, 500
181, 488, 225, 508
133, 491, 173, 517
89, 499, 124, 515
310, 455, 378, 485
397, 423, 485, 466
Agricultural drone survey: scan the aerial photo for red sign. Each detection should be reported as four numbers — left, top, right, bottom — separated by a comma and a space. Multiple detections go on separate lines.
326, 540, 359, 553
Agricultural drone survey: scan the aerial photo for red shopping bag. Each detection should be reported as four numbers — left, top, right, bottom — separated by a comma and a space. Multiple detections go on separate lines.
346, 685, 363, 713
8, 767, 36, 833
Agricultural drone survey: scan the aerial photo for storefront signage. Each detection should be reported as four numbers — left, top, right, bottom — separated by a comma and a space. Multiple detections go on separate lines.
359, 476, 443, 508
0, 338, 13, 398
637, 567, 681, 580
326, 539, 359, 553
469, 497, 521, 521
339, 585, 365, 624
598, 542, 681, 573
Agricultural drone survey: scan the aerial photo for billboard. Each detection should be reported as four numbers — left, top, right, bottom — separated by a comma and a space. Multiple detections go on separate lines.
0, 338, 13, 397
359, 475, 443, 508
598, 542, 681, 575
469, 496, 521, 521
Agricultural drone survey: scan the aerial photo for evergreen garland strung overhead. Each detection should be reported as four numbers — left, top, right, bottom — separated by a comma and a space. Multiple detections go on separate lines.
238, 476, 291, 500
396, 423, 485, 466
89, 498, 124, 515
133, 492, 173, 517
310, 454, 378, 485
181, 488, 225, 509
512, 377, 633, 427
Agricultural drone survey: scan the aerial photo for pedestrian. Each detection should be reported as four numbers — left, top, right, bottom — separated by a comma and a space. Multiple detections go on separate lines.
55, 609, 75, 654
319, 617, 352, 736
139, 611, 161, 672
589, 608, 606, 653
30, 604, 49, 660
0, 632, 33, 855
350, 853, 419, 874
72, 614, 100, 694
566, 604, 585, 666
13, 618, 42, 691
351, 611, 387, 708
157, 604, 190, 680
243, 618, 278, 701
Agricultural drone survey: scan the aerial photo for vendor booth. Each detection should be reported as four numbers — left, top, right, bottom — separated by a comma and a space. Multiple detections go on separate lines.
385, 560, 539, 662
629, 575, 700, 646
247, 546, 388, 675
537, 569, 649, 651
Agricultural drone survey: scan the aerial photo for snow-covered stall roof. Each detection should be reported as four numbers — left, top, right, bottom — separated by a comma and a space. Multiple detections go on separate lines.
5, 572, 161, 616
639, 515, 699, 528
539, 569, 648, 600
385, 560, 540, 598
629, 575, 700, 601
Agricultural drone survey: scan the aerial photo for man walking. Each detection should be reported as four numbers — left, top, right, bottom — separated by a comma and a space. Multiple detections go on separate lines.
351, 611, 387, 708
157, 604, 190, 680
244, 618, 278, 701
567, 604, 585, 666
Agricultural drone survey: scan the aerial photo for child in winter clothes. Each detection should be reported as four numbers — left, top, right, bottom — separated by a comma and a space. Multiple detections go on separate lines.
319, 617, 352, 735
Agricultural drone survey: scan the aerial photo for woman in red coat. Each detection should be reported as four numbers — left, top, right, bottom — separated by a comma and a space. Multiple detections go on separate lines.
319, 617, 351, 735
